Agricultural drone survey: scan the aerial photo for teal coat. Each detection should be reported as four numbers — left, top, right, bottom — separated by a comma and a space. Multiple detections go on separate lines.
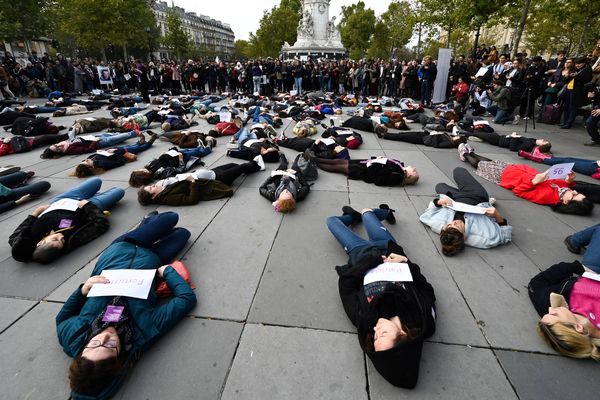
55, 241, 197, 400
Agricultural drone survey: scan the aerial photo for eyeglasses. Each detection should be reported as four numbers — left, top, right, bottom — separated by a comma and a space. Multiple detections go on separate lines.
85, 339, 119, 353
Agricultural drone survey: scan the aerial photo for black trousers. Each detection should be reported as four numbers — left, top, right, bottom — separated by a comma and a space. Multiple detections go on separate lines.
435, 167, 489, 205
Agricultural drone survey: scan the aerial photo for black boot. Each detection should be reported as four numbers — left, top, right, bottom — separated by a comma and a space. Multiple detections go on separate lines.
379, 204, 396, 224
342, 206, 362, 224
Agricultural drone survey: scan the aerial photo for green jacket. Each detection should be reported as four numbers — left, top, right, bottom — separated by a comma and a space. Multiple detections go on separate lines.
489, 86, 511, 111
155, 178, 233, 206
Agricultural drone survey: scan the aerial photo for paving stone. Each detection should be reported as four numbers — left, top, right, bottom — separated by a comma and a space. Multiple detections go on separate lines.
221, 324, 367, 400
368, 343, 517, 400
0, 297, 37, 332
0, 302, 71, 400
118, 318, 243, 400
386, 150, 454, 196
496, 350, 600, 400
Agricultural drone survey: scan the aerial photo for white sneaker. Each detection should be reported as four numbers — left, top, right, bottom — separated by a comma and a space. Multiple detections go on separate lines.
512, 115, 520, 125
253, 155, 265, 171
488, 197, 496, 206
226, 142, 238, 149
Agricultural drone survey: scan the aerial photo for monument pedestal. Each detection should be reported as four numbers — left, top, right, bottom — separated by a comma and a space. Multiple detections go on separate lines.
282, 0, 346, 60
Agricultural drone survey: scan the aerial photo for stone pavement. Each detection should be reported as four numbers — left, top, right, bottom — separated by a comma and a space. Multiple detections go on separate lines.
0, 99, 599, 400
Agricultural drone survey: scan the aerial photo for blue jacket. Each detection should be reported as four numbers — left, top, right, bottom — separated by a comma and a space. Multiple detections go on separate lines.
419, 195, 512, 249
56, 241, 197, 400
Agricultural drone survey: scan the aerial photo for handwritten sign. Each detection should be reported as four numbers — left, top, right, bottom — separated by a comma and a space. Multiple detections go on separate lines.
271, 170, 296, 179
95, 150, 113, 157
364, 262, 413, 285
547, 163, 574, 180
166, 149, 181, 157
320, 138, 336, 146
218, 111, 231, 123
290, 90, 298, 96
87, 269, 156, 299
448, 200, 487, 214
40, 198, 80, 216
79, 135, 99, 141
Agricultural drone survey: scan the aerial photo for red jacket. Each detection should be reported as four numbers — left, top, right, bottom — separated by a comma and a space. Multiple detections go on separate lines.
499, 164, 572, 204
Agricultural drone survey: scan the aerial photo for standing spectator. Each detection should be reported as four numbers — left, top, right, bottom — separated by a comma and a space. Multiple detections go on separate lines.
293, 60, 303, 95
561, 57, 593, 129
584, 80, 600, 146
419, 56, 437, 107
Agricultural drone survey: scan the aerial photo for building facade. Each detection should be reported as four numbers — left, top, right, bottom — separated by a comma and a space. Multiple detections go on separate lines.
152, 1, 235, 59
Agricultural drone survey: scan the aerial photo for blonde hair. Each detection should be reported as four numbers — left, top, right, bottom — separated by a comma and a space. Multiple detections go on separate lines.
273, 197, 296, 213
537, 321, 600, 361
403, 171, 419, 186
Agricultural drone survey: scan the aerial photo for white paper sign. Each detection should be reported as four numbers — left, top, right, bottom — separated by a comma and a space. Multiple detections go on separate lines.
166, 149, 181, 157
547, 163, 574, 180
270, 170, 296, 179
87, 269, 156, 299
40, 198, 80, 216
218, 111, 231, 122
472, 119, 489, 126
364, 263, 413, 285
448, 201, 487, 214
79, 135, 99, 141
320, 138, 336, 146
84, 117, 96, 121
369, 157, 388, 165
582, 272, 600, 282
475, 67, 489, 78
95, 150, 114, 157
290, 90, 298, 96
370, 116, 381, 124
346, 94, 355, 99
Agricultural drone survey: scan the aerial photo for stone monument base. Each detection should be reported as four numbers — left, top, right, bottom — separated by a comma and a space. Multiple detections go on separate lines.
282, 45, 346, 60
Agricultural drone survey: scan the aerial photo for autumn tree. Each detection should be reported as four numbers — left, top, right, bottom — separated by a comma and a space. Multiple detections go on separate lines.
248, 0, 301, 58
339, 1, 376, 59
162, 8, 193, 60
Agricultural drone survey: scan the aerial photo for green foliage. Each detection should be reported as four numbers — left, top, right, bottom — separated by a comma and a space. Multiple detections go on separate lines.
248, 0, 301, 58
367, 21, 391, 59
233, 40, 251, 59
162, 8, 193, 59
0, 0, 54, 41
339, 1, 376, 59
55, 0, 157, 56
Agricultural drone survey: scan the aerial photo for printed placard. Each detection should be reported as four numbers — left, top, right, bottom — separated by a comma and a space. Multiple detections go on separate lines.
364, 262, 413, 285
218, 111, 231, 123
40, 198, 80, 216
88, 269, 156, 299
547, 163, 574, 180
166, 149, 181, 157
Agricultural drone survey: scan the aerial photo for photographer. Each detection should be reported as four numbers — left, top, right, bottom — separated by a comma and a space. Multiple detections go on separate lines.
585, 81, 600, 146
472, 84, 492, 116
486, 80, 514, 124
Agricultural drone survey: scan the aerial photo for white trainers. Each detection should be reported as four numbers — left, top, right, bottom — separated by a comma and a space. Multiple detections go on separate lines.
488, 197, 496, 206
512, 115, 520, 125
253, 155, 265, 171
226, 142, 238, 149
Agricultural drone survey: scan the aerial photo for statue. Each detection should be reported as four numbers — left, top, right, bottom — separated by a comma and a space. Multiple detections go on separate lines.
297, 10, 314, 38
326, 16, 341, 43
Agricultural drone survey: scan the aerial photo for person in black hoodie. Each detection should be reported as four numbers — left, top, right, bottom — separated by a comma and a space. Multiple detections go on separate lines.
326, 206, 436, 388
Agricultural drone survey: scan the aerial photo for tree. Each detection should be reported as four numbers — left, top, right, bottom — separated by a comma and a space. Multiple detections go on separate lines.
248, 0, 301, 58
56, 0, 157, 60
367, 21, 391, 59
233, 40, 251, 60
162, 8, 193, 60
0, 0, 53, 47
367, 0, 414, 59
339, 1, 376, 59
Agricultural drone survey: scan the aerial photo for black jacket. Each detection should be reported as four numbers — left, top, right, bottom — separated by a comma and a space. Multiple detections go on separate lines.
349, 159, 406, 186
8, 203, 109, 262
528, 260, 584, 316
259, 171, 310, 202
336, 241, 436, 388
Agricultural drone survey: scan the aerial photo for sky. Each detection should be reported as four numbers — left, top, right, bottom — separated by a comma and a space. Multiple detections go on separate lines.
170, 0, 392, 41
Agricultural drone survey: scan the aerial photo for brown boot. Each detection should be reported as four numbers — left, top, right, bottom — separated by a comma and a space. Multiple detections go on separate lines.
148, 133, 158, 145
137, 132, 146, 145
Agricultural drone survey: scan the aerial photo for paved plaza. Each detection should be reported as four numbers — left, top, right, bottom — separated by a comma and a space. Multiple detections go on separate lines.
0, 99, 599, 399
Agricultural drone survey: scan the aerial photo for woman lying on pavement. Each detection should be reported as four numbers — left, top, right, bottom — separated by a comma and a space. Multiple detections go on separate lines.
419, 167, 512, 256
326, 205, 436, 388
465, 130, 552, 154
458, 143, 599, 215
518, 150, 600, 180
379, 130, 466, 148
9, 177, 124, 263
0, 170, 51, 213
40, 131, 138, 159
137, 159, 262, 206
72, 133, 158, 177
259, 154, 310, 213
528, 224, 600, 360
316, 156, 419, 187
56, 211, 195, 399
128, 146, 212, 187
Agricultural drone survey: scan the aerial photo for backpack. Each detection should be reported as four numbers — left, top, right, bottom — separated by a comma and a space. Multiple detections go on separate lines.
507, 87, 522, 109
293, 152, 318, 182
10, 136, 31, 153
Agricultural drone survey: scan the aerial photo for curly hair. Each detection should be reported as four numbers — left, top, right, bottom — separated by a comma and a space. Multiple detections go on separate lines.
440, 227, 465, 256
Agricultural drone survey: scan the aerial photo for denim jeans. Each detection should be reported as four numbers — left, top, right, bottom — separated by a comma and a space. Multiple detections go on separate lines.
586, 113, 600, 142
487, 105, 513, 124
97, 131, 137, 148
118, 142, 152, 154
0, 171, 32, 188
253, 76, 262, 94
326, 209, 395, 263
543, 156, 599, 176
421, 80, 433, 104
0, 171, 50, 202
236, 129, 258, 149
294, 77, 303, 94
112, 211, 191, 264
570, 224, 600, 273
52, 177, 124, 211
181, 146, 212, 161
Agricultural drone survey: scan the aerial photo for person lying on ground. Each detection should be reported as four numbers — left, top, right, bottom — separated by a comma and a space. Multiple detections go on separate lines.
326, 205, 436, 388
137, 159, 261, 206
379, 130, 466, 148
465, 130, 552, 154
0, 170, 50, 212
128, 146, 212, 187
56, 211, 195, 399
40, 131, 138, 159
0, 132, 69, 156
315, 156, 419, 187
528, 227, 600, 361
458, 143, 598, 215
259, 153, 310, 213
159, 130, 217, 148
518, 150, 600, 180
8, 177, 124, 263
419, 167, 512, 256
4, 116, 63, 136
73, 133, 157, 177
226, 128, 281, 163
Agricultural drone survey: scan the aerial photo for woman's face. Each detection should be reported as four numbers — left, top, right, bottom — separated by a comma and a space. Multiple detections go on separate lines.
143, 185, 163, 196
541, 307, 590, 334
36, 232, 65, 249
562, 190, 585, 204
374, 316, 405, 351
404, 166, 418, 180
81, 159, 94, 167
82, 327, 121, 361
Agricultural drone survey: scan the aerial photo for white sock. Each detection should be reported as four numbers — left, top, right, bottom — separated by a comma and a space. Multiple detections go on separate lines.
253, 155, 265, 171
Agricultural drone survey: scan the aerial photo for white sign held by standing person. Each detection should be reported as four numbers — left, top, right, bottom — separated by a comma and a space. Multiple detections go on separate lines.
87, 269, 156, 299
547, 163, 574, 180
